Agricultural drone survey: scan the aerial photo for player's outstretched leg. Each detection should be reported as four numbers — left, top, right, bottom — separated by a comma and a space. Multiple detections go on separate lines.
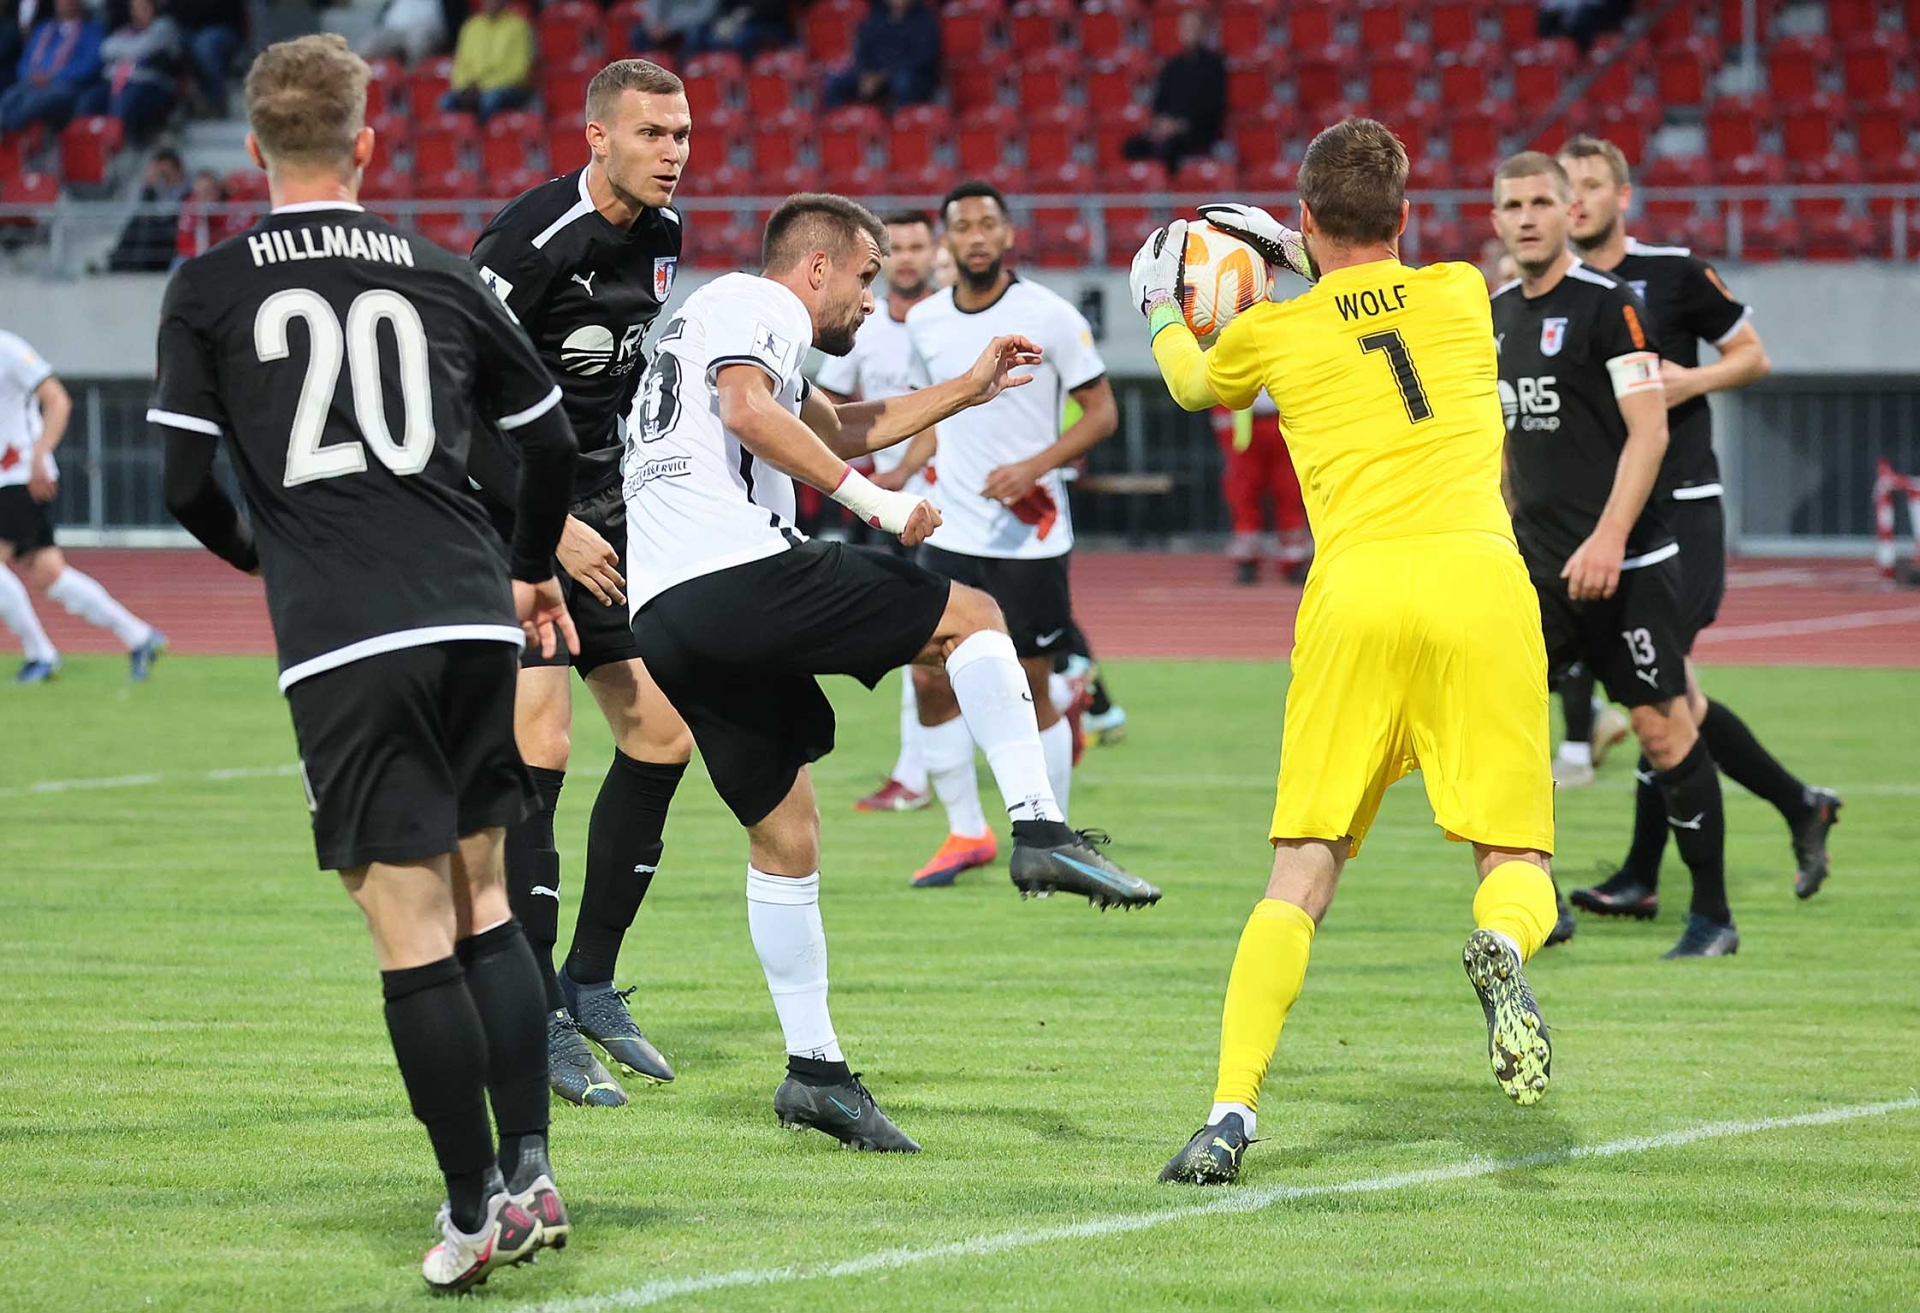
0, 561, 60, 682
1465, 857, 1557, 1105
1162, 840, 1332, 1184
31, 552, 164, 681
1697, 698, 1842, 898
749, 775, 919, 1152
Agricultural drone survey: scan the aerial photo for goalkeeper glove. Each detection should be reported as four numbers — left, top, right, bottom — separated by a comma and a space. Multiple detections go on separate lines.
1129, 219, 1189, 340
1196, 202, 1315, 285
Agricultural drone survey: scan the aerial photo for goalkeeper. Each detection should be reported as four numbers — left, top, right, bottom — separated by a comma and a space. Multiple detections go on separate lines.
1135, 118, 1561, 1185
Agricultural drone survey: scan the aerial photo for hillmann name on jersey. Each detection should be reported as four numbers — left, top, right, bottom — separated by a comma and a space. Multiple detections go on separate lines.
247, 225, 416, 268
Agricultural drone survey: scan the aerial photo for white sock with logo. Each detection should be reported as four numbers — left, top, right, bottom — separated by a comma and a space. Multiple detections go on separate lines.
891, 672, 928, 794
1040, 717, 1073, 822
0, 566, 57, 663
46, 567, 151, 650
920, 713, 988, 838
946, 630, 1064, 825
745, 867, 842, 1062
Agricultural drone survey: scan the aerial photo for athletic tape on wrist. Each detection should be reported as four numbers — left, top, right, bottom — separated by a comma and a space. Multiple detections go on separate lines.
831, 466, 922, 533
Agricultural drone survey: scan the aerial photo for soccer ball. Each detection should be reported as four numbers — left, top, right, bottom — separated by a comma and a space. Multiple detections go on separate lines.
1179, 221, 1270, 347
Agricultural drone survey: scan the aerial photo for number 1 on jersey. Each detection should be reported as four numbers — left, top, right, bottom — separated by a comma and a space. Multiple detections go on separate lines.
1358, 329, 1433, 423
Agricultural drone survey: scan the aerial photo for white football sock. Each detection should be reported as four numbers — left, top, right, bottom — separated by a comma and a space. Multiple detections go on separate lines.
46, 567, 152, 650
745, 867, 842, 1062
1208, 1100, 1256, 1136
891, 671, 928, 794
945, 630, 1064, 824
1040, 716, 1073, 822
1048, 671, 1075, 715
920, 713, 989, 838
0, 566, 57, 663
1557, 741, 1593, 767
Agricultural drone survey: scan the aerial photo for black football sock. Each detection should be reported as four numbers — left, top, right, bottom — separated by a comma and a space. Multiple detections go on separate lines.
1012, 817, 1078, 848
564, 753, 686, 987
382, 957, 495, 1233
1087, 677, 1114, 717
1611, 754, 1671, 892
456, 921, 550, 1191
1700, 699, 1812, 825
1560, 666, 1596, 746
504, 766, 566, 1012
1657, 738, 1731, 926
787, 1053, 854, 1085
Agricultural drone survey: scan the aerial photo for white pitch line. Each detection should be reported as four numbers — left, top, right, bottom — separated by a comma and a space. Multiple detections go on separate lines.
0, 762, 299, 800
515, 1095, 1920, 1313
1696, 605, 1920, 645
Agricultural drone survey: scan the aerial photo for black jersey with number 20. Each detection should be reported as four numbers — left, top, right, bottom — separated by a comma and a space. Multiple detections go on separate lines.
1493, 260, 1672, 572
148, 203, 565, 690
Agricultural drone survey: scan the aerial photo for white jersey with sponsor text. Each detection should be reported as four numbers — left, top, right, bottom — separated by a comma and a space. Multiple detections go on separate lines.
906, 276, 1104, 560
0, 330, 55, 489
621, 272, 814, 613
812, 304, 923, 483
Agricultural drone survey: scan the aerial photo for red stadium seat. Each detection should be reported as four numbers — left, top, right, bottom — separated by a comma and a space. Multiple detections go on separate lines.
1802, 212, 1874, 260
1087, 51, 1150, 114
1357, 0, 1410, 49
1094, 106, 1151, 168
367, 111, 410, 159
1842, 32, 1907, 101
57, 115, 120, 186
1715, 150, 1786, 203
1768, 35, 1833, 106
1294, 46, 1356, 117
1649, 1, 1700, 45
542, 57, 600, 119
1641, 152, 1709, 188
1230, 113, 1293, 171
1792, 149, 1862, 198
941, 7, 997, 63
545, 117, 589, 174
1079, 0, 1136, 60
1427, 1, 1483, 49
415, 167, 480, 201
1219, 0, 1271, 51
1510, 42, 1574, 107
1705, 96, 1767, 159
819, 106, 881, 184
948, 60, 1006, 113
751, 107, 809, 173
479, 112, 540, 175
1008, 0, 1072, 52
1654, 36, 1716, 107
1735, 212, 1799, 263
1857, 96, 1916, 160
745, 49, 809, 116
538, 1, 605, 64
1584, 40, 1643, 105
1173, 156, 1239, 194
1445, 113, 1503, 179
1715, 0, 1776, 48
1228, 60, 1280, 116
958, 104, 1020, 173
802, 0, 862, 65
1366, 47, 1426, 110
410, 58, 454, 119
1149, 0, 1210, 56
1438, 55, 1490, 106
0, 169, 57, 209
412, 112, 478, 174
365, 57, 407, 117
490, 167, 546, 202
1282, 0, 1337, 51
1865, 147, 1920, 185
1783, 97, 1842, 161
1494, 0, 1538, 47
1016, 47, 1079, 112
602, 1, 645, 58
1021, 109, 1083, 175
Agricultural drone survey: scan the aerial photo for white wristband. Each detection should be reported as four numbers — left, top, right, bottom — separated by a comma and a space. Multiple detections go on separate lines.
831, 466, 924, 534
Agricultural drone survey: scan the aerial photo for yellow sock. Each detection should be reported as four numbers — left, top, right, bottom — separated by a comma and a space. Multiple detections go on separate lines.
1473, 861, 1557, 962
1211, 898, 1317, 1112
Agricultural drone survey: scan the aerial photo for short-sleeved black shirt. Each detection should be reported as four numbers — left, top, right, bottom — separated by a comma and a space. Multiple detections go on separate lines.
149, 203, 563, 689
1493, 260, 1674, 572
469, 168, 682, 500
1588, 238, 1751, 496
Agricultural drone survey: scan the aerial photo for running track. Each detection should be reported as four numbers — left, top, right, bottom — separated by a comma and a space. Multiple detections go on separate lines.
18, 549, 1920, 668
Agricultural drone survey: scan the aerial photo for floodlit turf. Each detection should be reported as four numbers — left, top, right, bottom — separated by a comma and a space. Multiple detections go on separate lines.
3, 657, 1918, 1312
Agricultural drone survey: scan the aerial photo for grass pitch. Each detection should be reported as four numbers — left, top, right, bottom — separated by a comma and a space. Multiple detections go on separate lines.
2, 657, 1917, 1312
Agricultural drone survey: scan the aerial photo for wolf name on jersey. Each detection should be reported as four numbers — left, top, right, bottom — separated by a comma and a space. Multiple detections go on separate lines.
1592, 238, 1752, 499
905, 275, 1104, 559
1493, 261, 1672, 572
621, 272, 814, 611
472, 168, 682, 498
812, 307, 919, 479
0, 330, 54, 489
149, 202, 565, 689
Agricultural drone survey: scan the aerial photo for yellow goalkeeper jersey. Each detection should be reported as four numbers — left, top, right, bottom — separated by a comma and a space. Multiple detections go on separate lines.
1167, 259, 1514, 566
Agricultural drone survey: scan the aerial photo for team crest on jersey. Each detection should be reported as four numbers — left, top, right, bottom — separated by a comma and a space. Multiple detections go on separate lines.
1540, 317, 1568, 356
653, 256, 677, 301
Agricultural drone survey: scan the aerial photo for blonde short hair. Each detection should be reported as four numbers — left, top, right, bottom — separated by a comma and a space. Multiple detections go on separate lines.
1559, 134, 1632, 187
244, 35, 370, 171
585, 59, 686, 126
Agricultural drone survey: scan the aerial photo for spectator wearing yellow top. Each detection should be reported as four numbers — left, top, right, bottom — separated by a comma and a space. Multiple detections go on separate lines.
440, 0, 533, 122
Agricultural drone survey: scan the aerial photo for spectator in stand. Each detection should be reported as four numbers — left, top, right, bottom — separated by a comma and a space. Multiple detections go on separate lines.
173, 166, 242, 264
439, 0, 534, 122
696, 0, 791, 59
823, 0, 939, 110
0, 0, 103, 135
357, 0, 446, 65
104, 146, 186, 271
80, 0, 181, 140
169, 0, 242, 110
2, 0, 34, 96
628, 0, 719, 55
1121, 9, 1224, 174
1537, 0, 1628, 52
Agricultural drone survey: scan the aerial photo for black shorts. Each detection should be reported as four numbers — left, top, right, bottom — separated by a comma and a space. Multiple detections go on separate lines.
285, 640, 532, 870
634, 540, 951, 826
919, 544, 1072, 660
1669, 494, 1727, 648
1532, 553, 1691, 709
0, 484, 55, 555
513, 483, 646, 675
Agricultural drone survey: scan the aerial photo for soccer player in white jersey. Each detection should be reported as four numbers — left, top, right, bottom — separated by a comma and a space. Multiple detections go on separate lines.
813, 208, 941, 815
902, 181, 1121, 889
0, 329, 165, 684
621, 193, 1160, 1151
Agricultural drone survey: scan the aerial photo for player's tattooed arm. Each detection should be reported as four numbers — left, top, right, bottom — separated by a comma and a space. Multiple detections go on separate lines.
825, 334, 1043, 458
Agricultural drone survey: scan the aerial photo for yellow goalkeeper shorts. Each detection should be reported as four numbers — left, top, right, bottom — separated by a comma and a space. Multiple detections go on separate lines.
1270, 533, 1556, 858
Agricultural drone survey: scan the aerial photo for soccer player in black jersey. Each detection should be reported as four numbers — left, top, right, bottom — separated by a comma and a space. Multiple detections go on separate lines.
1492, 152, 1737, 959
465, 59, 693, 1107
1557, 135, 1841, 910
149, 36, 580, 1292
